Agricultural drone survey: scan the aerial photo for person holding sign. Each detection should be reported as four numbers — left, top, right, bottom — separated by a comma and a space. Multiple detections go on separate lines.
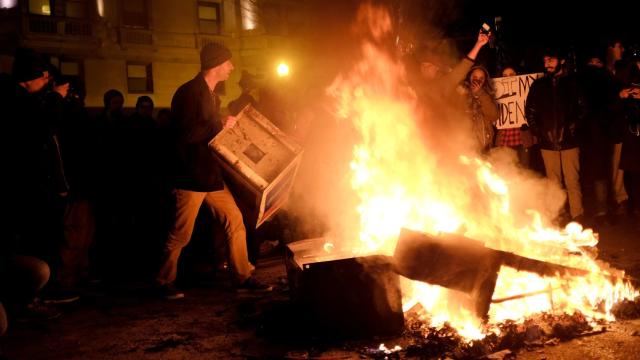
494, 66, 535, 167
525, 48, 585, 223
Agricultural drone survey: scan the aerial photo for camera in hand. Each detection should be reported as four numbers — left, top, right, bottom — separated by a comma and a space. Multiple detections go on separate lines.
480, 23, 491, 35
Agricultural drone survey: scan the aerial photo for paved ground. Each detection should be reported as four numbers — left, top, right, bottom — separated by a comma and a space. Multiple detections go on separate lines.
1, 216, 639, 360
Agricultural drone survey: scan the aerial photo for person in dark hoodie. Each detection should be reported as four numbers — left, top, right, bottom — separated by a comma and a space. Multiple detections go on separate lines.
126, 95, 171, 273
525, 47, 586, 224
92, 89, 130, 281
0, 48, 64, 330
577, 51, 617, 224
47, 69, 97, 291
154, 42, 272, 299
614, 57, 640, 227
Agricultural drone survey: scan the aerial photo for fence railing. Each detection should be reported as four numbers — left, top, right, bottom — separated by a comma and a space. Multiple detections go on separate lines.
25, 15, 93, 38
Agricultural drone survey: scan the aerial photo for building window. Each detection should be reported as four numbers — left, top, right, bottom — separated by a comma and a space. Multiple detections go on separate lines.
60, 60, 81, 77
122, 0, 148, 28
198, 1, 221, 34
28, 0, 51, 15
65, 0, 88, 18
240, 0, 257, 30
127, 62, 153, 93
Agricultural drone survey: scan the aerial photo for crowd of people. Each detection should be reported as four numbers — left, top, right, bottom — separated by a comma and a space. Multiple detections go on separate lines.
1, 33, 639, 341
410, 33, 640, 227
0, 43, 276, 338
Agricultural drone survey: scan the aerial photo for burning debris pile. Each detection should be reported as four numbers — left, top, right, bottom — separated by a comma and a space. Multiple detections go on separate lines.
275, 3, 640, 360
358, 308, 607, 359
284, 230, 638, 358
313, 2, 640, 344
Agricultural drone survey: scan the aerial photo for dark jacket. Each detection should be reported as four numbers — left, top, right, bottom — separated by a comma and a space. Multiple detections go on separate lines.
0, 74, 68, 258
525, 73, 585, 150
619, 98, 640, 173
56, 96, 96, 199
577, 66, 617, 181
1, 77, 68, 198
170, 73, 224, 191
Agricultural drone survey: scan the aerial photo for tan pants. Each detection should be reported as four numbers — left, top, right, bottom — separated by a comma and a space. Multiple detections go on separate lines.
156, 185, 254, 286
541, 148, 584, 219
611, 143, 628, 204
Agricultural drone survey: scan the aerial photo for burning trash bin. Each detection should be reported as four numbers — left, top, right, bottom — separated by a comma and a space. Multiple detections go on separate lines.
285, 238, 404, 338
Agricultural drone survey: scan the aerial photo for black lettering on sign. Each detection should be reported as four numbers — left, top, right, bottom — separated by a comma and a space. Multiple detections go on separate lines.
515, 101, 526, 124
499, 102, 510, 127
507, 101, 517, 124
494, 74, 540, 128
518, 75, 537, 96
496, 78, 518, 100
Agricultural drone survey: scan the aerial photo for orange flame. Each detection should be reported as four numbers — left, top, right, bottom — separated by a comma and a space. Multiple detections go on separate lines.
327, 4, 637, 340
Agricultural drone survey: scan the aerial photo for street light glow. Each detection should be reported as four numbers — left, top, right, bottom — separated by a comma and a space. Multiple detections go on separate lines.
277, 62, 290, 77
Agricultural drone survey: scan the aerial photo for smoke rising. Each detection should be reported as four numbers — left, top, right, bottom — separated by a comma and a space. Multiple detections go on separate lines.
285, 2, 568, 255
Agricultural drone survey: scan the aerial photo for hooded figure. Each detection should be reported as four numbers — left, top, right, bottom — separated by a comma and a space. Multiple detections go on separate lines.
460, 65, 499, 153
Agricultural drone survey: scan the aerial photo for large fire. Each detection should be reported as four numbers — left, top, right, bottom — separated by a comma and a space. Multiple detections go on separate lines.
326, 4, 637, 340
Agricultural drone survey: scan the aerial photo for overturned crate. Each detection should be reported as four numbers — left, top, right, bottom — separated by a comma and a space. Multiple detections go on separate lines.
285, 238, 405, 338
209, 105, 303, 229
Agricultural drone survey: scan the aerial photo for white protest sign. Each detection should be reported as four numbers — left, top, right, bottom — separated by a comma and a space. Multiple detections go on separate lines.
492, 73, 543, 129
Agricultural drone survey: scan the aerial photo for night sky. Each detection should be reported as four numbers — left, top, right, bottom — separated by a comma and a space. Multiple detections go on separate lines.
447, 0, 639, 62
446, 0, 636, 42
300, 0, 639, 82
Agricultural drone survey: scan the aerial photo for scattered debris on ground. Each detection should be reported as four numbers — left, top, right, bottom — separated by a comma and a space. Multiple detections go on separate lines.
612, 296, 640, 320
354, 309, 608, 359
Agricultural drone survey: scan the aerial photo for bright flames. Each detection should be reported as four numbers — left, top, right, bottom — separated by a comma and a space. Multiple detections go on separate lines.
327, 4, 637, 340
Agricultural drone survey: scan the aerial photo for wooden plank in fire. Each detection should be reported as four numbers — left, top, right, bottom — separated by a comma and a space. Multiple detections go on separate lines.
496, 250, 591, 278
393, 229, 502, 318
392, 228, 622, 318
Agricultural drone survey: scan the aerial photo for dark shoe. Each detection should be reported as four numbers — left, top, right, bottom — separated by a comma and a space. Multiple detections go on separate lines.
153, 285, 185, 300
15, 300, 61, 323
41, 288, 80, 305
608, 201, 628, 225
236, 277, 273, 293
